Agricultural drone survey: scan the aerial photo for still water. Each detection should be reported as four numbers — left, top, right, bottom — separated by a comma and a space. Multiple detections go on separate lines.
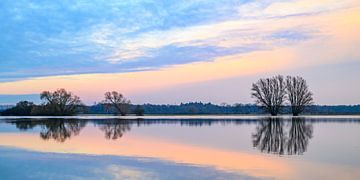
0, 116, 359, 180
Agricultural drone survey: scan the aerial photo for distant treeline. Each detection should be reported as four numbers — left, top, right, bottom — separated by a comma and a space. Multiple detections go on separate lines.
0, 105, 13, 111
85, 102, 360, 115
2, 102, 360, 116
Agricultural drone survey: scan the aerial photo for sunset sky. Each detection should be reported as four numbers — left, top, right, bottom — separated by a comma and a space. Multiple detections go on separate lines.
0, 0, 359, 105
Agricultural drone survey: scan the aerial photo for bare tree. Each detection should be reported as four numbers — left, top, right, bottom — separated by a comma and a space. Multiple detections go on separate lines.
102, 91, 131, 116
40, 88, 83, 115
251, 75, 286, 116
286, 76, 313, 116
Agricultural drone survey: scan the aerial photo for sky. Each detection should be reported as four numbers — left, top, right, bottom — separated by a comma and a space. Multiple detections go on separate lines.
0, 0, 359, 105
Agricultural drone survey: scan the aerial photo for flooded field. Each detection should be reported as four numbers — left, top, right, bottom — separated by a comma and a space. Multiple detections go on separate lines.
0, 116, 359, 179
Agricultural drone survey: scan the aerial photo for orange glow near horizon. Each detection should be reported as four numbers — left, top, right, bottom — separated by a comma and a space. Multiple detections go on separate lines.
0, 49, 293, 100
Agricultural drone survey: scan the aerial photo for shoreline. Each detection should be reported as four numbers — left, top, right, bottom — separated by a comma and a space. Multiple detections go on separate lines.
2, 114, 360, 120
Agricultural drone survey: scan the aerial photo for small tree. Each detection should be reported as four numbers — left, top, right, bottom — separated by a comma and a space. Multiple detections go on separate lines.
286, 76, 313, 116
251, 75, 286, 116
102, 91, 131, 116
40, 89, 83, 115
0, 101, 35, 116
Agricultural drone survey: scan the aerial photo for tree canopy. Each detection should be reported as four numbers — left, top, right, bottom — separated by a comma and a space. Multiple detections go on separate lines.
251, 75, 287, 116
251, 75, 314, 116
102, 91, 131, 116
39, 89, 83, 116
286, 76, 314, 116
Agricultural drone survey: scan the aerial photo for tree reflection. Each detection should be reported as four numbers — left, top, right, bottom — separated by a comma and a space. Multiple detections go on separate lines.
98, 120, 131, 140
11, 119, 86, 142
8, 117, 315, 149
252, 117, 313, 155
39, 120, 86, 142
14, 121, 38, 131
252, 118, 286, 154
287, 117, 313, 155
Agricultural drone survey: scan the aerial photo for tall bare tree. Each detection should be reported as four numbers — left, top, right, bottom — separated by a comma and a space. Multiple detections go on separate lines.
102, 91, 131, 116
40, 88, 83, 115
251, 75, 286, 116
286, 76, 313, 116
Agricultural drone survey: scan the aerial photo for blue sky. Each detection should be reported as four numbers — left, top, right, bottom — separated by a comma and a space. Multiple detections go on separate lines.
0, 0, 359, 104
0, 0, 313, 81
1, 0, 241, 80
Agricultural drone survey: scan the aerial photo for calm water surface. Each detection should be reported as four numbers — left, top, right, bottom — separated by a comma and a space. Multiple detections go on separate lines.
0, 116, 359, 180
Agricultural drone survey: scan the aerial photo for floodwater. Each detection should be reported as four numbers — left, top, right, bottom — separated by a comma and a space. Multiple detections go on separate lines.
0, 116, 359, 180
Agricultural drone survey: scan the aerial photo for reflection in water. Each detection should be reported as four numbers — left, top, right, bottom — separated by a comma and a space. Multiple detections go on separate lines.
11, 119, 136, 142
97, 120, 132, 140
12, 119, 86, 142
14, 121, 38, 131
131, 119, 257, 127
8, 119, 257, 143
9, 118, 313, 153
39, 120, 86, 142
252, 117, 313, 155
1, 117, 360, 180
287, 118, 313, 155
252, 118, 286, 155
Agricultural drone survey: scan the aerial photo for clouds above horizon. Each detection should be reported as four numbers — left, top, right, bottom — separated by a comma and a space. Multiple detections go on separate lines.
1, 0, 357, 81
1, 0, 360, 104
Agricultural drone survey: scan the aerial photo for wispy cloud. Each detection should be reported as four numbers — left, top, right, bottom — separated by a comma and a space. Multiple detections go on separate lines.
0, 0, 358, 81
237, 0, 355, 18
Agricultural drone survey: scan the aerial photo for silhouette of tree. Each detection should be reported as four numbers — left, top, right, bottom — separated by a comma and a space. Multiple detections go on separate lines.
286, 76, 314, 116
0, 101, 35, 116
252, 118, 286, 154
287, 117, 313, 155
98, 120, 131, 140
102, 91, 131, 116
39, 89, 83, 115
251, 75, 286, 116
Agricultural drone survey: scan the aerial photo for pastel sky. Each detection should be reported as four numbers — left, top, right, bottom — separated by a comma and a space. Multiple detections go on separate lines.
0, 0, 360, 105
